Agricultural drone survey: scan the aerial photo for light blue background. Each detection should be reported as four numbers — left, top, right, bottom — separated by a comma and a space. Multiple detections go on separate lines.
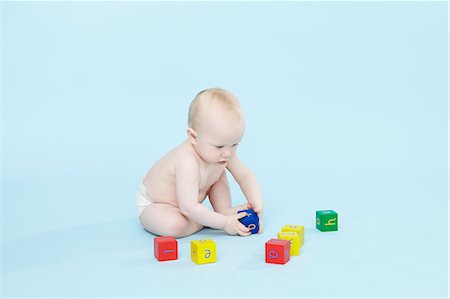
2, 1, 448, 298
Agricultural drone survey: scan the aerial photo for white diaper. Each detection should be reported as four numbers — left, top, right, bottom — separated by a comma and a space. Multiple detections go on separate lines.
136, 181, 153, 217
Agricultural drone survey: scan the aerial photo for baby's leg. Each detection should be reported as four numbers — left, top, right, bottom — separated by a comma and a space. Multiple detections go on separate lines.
209, 172, 251, 215
139, 203, 204, 238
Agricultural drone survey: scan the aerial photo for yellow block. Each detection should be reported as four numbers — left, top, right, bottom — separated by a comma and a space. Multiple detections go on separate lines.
191, 239, 216, 265
282, 224, 304, 246
277, 231, 300, 256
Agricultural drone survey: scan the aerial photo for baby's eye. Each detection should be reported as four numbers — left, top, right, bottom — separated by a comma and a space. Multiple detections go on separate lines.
216, 145, 224, 149
232, 143, 239, 147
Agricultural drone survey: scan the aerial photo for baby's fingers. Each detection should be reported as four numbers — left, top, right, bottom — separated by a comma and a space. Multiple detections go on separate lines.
237, 226, 251, 237
236, 212, 248, 220
233, 213, 251, 236
238, 231, 251, 237
237, 203, 251, 210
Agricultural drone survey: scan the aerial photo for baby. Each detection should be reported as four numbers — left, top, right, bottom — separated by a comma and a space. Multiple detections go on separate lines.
137, 88, 264, 238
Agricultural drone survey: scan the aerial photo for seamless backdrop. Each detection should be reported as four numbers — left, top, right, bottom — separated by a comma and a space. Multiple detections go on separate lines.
2, 1, 448, 298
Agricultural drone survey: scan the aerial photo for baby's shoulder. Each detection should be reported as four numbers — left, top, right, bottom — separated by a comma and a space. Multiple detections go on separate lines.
172, 142, 199, 169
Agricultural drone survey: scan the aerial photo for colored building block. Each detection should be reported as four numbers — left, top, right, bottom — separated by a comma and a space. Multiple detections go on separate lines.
238, 209, 259, 234
316, 210, 338, 232
191, 239, 216, 265
277, 231, 300, 256
265, 239, 290, 264
281, 224, 305, 247
154, 236, 178, 261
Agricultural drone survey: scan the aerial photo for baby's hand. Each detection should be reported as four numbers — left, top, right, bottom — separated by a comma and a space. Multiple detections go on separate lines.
257, 216, 263, 234
248, 203, 264, 234
224, 212, 251, 236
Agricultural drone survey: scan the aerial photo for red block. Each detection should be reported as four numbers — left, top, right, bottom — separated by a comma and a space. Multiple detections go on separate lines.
154, 236, 178, 261
265, 239, 290, 264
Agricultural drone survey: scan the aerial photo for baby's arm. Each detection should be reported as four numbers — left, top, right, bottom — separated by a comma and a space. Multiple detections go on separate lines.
208, 171, 251, 216
176, 156, 250, 236
226, 155, 264, 232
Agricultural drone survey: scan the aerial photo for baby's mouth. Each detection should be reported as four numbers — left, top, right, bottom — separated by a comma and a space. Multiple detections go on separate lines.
219, 161, 227, 165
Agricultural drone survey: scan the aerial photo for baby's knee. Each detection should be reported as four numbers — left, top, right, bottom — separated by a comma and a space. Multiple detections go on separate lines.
166, 217, 191, 238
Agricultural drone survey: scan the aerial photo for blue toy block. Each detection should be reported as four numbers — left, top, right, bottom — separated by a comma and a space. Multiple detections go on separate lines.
238, 209, 259, 234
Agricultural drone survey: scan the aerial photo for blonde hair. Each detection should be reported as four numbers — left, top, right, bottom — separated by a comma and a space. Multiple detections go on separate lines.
188, 88, 244, 129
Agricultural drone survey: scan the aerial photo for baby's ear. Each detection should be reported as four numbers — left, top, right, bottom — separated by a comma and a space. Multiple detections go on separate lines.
187, 128, 198, 145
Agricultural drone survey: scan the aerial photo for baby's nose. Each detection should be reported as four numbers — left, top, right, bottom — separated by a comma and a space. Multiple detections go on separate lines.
222, 149, 232, 158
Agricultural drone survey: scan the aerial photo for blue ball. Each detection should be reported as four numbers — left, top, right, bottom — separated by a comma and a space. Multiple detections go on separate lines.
238, 209, 259, 234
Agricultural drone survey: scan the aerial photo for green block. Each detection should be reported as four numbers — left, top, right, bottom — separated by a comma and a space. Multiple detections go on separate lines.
316, 210, 338, 232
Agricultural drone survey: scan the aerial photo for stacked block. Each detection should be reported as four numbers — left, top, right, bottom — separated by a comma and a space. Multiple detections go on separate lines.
238, 209, 259, 234
191, 239, 216, 265
154, 236, 178, 261
281, 224, 305, 247
277, 231, 300, 256
316, 210, 338, 232
265, 239, 290, 264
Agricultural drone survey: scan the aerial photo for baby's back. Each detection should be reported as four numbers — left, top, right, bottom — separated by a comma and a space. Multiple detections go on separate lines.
142, 142, 188, 207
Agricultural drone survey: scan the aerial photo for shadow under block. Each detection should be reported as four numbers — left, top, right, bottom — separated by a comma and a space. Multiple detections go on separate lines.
281, 224, 304, 246
154, 236, 178, 261
191, 239, 216, 265
238, 208, 259, 234
265, 239, 290, 264
277, 231, 300, 256
316, 210, 338, 232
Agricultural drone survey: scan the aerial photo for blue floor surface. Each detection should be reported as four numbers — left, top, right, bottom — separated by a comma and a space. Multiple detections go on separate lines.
3, 179, 448, 297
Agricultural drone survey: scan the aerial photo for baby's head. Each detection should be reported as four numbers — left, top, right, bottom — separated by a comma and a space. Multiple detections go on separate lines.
187, 88, 245, 165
